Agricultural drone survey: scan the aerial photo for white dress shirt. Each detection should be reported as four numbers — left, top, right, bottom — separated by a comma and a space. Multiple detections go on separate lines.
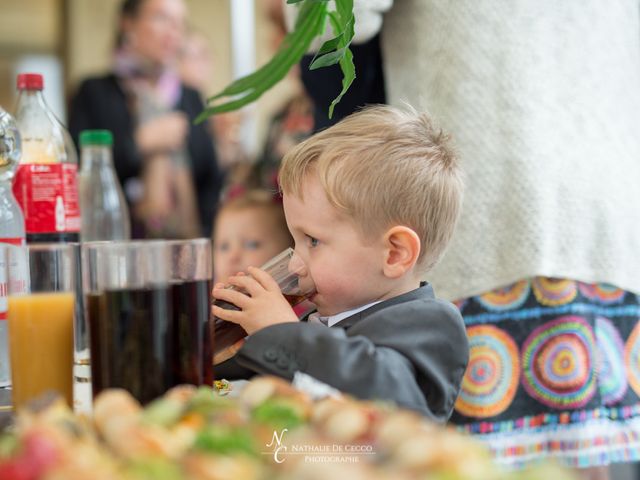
307, 301, 381, 328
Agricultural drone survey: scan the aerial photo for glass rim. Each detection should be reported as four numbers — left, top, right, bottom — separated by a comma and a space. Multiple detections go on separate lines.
260, 247, 295, 270
164, 238, 211, 247
9, 290, 76, 297
82, 239, 168, 250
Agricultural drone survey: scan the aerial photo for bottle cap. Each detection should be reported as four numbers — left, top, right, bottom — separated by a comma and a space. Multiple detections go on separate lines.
80, 130, 113, 147
16, 73, 44, 90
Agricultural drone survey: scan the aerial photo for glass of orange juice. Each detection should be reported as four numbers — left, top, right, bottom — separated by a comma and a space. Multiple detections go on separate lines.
7, 243, 76, 410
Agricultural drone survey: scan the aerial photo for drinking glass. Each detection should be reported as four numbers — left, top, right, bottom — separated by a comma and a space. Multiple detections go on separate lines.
212, 247, 316, 365
83, 240, 172, 404
7, 243, 76, 409
167, 238, 213, 386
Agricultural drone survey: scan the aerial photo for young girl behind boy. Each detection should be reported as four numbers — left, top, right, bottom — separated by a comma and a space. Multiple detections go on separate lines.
212, 189, 293, 283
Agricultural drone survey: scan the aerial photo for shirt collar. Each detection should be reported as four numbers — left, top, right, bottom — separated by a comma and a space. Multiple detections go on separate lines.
308, 300, 382, 327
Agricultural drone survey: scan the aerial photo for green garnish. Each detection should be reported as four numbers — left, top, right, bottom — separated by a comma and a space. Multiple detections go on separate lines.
251, 399, 304, 430
192, 426, 257, 457
127, 459, 184, 480
140, 398, 184, 427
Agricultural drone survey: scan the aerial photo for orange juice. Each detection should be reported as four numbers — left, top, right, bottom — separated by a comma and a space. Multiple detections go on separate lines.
8, 292, 74, 409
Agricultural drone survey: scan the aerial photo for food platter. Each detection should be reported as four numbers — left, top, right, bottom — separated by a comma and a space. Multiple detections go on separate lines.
0, 376, 574, 480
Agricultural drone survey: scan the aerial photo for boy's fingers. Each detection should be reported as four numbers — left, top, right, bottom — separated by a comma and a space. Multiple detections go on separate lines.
227, 274, 263, 296
212, 304, 243, 324
247, 266, 281, 291
212, 287, 249, 311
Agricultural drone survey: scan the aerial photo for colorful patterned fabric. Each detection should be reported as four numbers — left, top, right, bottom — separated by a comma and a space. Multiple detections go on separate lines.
451, 277, 640, 468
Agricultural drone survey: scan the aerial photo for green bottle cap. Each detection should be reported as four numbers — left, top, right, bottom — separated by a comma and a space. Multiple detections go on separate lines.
79, 130, 113, 146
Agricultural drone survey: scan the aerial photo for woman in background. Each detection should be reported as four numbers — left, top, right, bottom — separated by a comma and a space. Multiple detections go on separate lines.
69, 0, 223, 238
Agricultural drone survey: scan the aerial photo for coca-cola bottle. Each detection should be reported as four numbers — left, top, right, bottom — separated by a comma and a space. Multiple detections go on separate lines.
12, 73, 80, 243
0, 105, 27, 387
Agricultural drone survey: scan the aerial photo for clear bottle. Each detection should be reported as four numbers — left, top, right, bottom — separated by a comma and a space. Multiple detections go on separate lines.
79, 130, 131, 241
0, 105, 27, 387
12, 73, 80, 243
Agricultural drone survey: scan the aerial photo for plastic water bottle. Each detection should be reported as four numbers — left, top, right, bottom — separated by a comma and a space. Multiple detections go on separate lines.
0, 105, 26, 387
79, 130, 131, 241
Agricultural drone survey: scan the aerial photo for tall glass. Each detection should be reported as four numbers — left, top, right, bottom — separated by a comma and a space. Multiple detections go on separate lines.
84, 241, 172, 404
167, 238, 213, 386
7, 243, 76, 409
212, 248, 316, 365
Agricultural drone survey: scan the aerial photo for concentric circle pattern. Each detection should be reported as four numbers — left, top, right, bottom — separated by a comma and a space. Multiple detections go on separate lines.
476, 280, 530, 311
624, 321, 640, 397
579, 283, 626, 304
596, 316, 627, 405
455, 325, 520, 418
521, 316, 596, 409
532, 278, 577, 306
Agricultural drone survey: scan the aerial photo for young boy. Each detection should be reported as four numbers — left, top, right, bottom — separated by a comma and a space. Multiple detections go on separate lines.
212, 105, 468, 421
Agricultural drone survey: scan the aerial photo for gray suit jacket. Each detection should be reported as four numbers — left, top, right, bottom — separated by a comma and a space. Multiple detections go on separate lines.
216, 284, 469, 421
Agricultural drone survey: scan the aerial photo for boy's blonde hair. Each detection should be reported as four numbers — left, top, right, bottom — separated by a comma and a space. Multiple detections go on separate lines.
279, 105, 463, 272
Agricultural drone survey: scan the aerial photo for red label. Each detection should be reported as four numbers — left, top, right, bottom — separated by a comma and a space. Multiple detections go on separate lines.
0, 237, 24, 247
12, 163, 81, 234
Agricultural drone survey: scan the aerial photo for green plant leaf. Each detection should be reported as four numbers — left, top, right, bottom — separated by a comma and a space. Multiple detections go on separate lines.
335, 0, 353, 22
312, 32, 344, 57
325, 0, 355, 118
195, 1, 328, 123
310, 48, 345, 69
205, 1, 323, 102
328, 46, 355, 118
196, 0, 357, 121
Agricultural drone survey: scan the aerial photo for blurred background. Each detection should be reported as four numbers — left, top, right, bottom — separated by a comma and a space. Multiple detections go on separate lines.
0, 0, 297, 156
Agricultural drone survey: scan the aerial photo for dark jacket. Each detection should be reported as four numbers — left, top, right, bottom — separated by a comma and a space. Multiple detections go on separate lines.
68, 74, 223, 236
217, 284, 469, 422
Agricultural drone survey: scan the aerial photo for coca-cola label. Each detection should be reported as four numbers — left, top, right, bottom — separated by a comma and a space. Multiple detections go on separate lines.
13, 163, 81, 234
0, 238, 28, 321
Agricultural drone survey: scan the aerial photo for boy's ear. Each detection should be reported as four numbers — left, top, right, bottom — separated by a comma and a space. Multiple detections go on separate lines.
382, 226, 421, 279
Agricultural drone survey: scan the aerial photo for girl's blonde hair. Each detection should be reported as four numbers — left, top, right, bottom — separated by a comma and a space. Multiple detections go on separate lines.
214, 189, 293, 247
279, 105, 464, 272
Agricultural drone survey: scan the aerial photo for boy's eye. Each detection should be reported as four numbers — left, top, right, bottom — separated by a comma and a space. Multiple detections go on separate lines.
243, 240, 261, 250
306, 235, 319, 247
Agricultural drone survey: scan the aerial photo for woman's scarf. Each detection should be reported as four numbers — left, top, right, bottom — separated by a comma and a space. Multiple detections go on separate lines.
113, 48, 182, 108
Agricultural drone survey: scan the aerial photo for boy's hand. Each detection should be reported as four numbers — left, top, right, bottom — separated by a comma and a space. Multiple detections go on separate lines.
212, 267, 299, 335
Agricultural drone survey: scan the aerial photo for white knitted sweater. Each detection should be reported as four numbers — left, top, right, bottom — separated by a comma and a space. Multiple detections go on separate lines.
374, 1, 640, 300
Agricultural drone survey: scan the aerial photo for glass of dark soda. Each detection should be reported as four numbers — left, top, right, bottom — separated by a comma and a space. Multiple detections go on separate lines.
167, 238, 213, 387
84, 240, 175, 404
212, 247, 315, 365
